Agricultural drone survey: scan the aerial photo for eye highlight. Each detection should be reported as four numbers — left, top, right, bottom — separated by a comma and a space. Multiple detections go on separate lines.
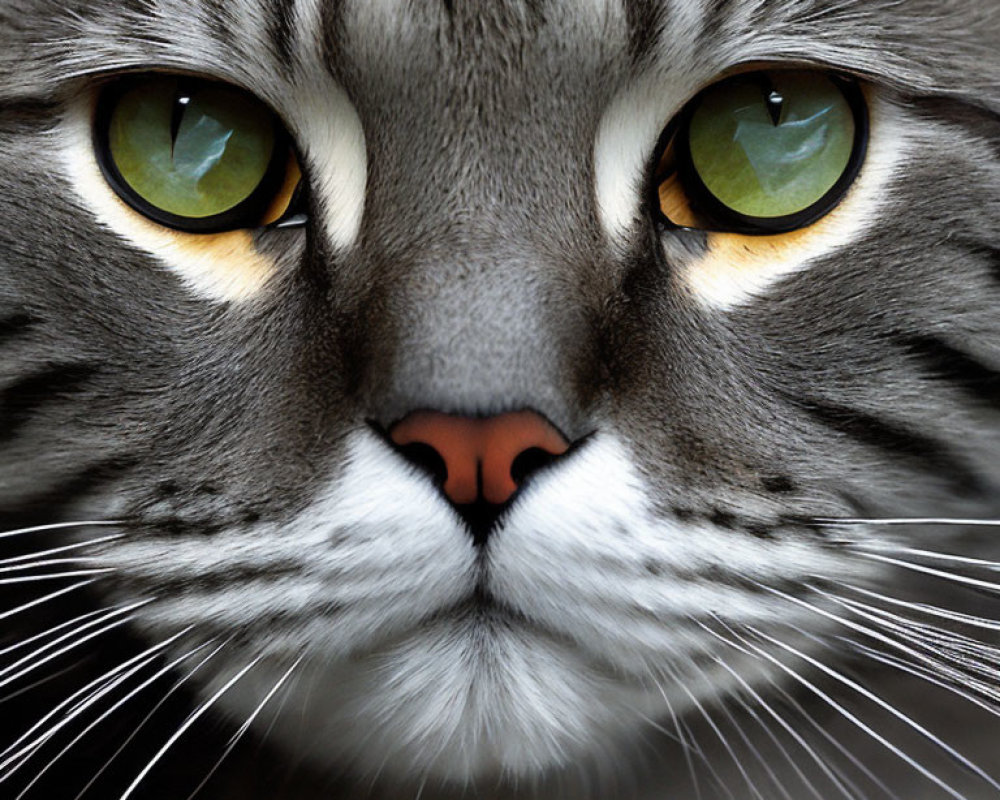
654, 70, 868, 235
94, 76, 304, 234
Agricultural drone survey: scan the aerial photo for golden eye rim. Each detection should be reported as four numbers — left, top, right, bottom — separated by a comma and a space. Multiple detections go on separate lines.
651, 69, 870, 236
93, 75, 300, 235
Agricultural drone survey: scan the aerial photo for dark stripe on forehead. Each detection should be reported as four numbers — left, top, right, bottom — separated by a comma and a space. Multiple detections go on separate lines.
266, 0, 297, 72
320, 0, 349, 85
199, 0, 238, 52
625, 0, 668, 66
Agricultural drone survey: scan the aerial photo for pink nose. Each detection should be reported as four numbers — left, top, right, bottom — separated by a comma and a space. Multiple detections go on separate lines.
388, 410, 570, 505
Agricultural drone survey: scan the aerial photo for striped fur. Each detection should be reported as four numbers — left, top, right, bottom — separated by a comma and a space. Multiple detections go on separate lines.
1, 0, 999, 798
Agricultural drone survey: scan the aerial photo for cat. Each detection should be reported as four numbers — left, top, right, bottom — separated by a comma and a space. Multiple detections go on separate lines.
1, 0, 999, 798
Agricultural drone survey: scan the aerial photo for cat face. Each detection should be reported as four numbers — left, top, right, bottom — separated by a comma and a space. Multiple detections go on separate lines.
1, 0, 999, 796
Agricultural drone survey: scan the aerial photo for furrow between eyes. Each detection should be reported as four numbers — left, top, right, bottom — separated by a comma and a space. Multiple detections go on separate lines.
795, 399, 986, 495
0, 362, 98, 445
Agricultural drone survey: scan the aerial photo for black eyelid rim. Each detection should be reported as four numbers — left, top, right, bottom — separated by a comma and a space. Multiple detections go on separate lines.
93, 75, 295, 235
651, 71, 869, 236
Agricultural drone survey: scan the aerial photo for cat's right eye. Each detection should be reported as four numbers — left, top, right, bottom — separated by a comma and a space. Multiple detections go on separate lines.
94, 76, 305, 234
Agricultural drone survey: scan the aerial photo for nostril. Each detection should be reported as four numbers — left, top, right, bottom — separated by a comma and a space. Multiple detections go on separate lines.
385, 409, 573, 544
396, 441, 448, 486
510, 447, 559, 486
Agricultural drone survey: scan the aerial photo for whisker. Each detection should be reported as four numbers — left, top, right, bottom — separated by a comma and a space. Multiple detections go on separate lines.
662, 659, 766, 800
834, 583, 1000, 632
771, 583, 1000, 688
117, 657, 263, 800
653, 674, 705, 800
0, 626, 185, 777
0, 659, 91, 708
185, 655, 304, 800
653, 666, 736, 800
2, 652, 164, 786
761, 673, 902, 800
73, 640, 229, 800
850, 553, 1000, 594
737, 618, 995, 797
0, 626, 178, 764
0, 521, 122, 540
811, 518, 1000, 527
0, 601, 150, 693
0, 580, 97, 623
0, 608, 110, 658
0, 535, 125, 567
716, 619, 971, 799
15, 639, 219, 800
0, 558, 106, 575
0, 569, 115, 586
848, 641, 1000, 720
852, 547, 1000, 570
689, 655, 801, 800
698, 622, 864, 800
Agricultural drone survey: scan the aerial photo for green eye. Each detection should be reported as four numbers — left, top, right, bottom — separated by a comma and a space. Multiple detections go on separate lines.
95, 77, 302, 233
656, 70, 867, 234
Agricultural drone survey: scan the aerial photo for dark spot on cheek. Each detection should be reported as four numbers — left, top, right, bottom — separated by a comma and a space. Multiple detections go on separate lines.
644, 560, 665, 577
743, 522, 774, 540
672, 507, 695, 521
709, 509, 736, 529
761, 475, 796, 494
156, 480, 179, 497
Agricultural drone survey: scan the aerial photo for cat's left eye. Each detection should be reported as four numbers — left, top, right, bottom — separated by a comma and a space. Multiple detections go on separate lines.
653, 70, 868, 235
94, 76, 304, 234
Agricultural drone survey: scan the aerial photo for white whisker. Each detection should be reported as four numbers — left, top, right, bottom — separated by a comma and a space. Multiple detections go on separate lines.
834, 583, 1000, 632
698, 622, 863, 800
0, 558, 105, 575
15, 639, 219, 800
117, 657, 263, 800
0, 601, 150, 695
813, 518, 1000, 527
662, 659, 766, 800
737, 618, 994, 797
0, 569, 115, 585
0, 535, 125, 566
73, 640, 229, 800
853, 547, 1000, 570
0, 521, 122, 540
0, 607, 110, 658
0, 580, 97, 623
716, 618, 971, 800
185, 655, 304, 800
0, 627, 188, 776
851, 553, 1000, 594
688, 655, 800, 800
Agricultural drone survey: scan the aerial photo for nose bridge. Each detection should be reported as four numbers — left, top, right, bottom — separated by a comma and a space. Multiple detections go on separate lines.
369, 239, 583, 427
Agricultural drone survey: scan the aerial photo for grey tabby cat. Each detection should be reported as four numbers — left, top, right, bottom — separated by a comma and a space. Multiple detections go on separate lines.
1, 0, 999, 797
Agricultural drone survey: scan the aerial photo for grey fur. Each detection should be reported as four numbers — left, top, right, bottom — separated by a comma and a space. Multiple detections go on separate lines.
1, 0, 999, 798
